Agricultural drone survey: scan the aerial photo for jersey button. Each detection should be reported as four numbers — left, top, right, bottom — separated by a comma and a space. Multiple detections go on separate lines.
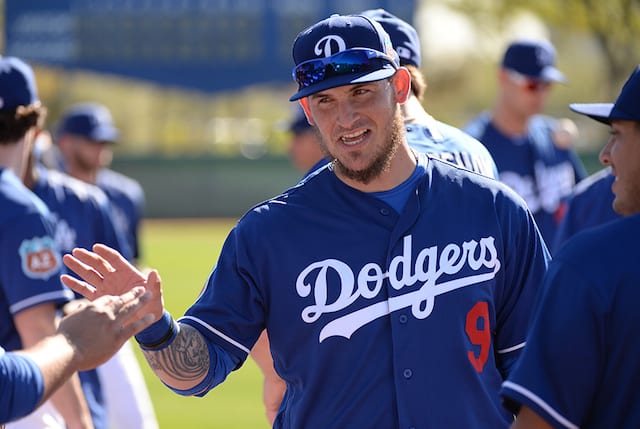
403, 369, 413, 379
380, 208, 390, 216
399, 314, 408, 324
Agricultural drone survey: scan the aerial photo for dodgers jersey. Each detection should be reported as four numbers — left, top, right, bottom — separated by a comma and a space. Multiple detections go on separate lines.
32, 165, 132, 429
96, 168, 145, 261
33, 166, 132, 263
0, 346, 44, 424
552, 167, 619, 253
406, 116, 499, 179
465, 113, 586, 245
501, 214, 640, 429
180, 154, 550, 428
0, 168, 72, 352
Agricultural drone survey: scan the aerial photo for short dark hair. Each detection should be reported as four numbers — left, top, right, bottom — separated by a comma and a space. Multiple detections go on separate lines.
0, 103, 46, 145
405, 65, 427, 101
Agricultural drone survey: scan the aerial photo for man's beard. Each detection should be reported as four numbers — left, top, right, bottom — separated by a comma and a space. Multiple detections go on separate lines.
318, 111, 405, 185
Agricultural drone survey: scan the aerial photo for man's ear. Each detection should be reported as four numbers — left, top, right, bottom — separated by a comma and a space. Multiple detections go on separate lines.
392, 67, 412, 104
298, 99, 315, 126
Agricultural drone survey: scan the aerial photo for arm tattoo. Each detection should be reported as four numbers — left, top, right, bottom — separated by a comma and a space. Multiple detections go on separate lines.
143, 323, 210, 384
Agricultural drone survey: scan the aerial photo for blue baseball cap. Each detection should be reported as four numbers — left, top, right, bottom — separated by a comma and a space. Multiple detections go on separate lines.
360, 9, 421, 68
569, 65, 640, 125
502, 39, 565, 82
0, 57, 39, 110
57, 102, 119, 143
290, 14, 400, 101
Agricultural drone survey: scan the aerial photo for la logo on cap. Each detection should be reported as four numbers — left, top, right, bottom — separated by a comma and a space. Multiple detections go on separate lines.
315, 36, 347, 57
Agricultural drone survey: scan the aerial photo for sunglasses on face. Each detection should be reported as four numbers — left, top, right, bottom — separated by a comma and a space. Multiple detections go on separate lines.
293, 48, 398, 89
507, 70, 552, 92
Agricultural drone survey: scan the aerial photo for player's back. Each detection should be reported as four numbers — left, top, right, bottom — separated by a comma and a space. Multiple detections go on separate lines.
33, 166, 133, 264
96, 168, 145, 260
406, 117, 499, 179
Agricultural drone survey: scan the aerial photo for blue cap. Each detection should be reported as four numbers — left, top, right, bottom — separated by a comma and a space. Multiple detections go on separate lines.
58, 102, 119, 143
0, 57, 39, 110
290, 14, 399, 101
360, 9, 421, 68
288, 104, 312, 134
570, 65, 640, 125
502, 39, 565, 82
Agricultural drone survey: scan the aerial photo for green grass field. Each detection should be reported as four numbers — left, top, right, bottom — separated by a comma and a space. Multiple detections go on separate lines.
134, 218, 271, 429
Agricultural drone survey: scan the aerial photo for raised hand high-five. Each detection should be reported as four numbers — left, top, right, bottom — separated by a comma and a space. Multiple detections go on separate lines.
61, 244, 165, 324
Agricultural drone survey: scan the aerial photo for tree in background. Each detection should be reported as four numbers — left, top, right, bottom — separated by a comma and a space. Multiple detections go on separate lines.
453, 0, 640, 94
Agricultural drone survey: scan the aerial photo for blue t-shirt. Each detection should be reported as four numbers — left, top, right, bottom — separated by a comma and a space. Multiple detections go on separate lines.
465, 113, 586, 245
502, 213, 640, 429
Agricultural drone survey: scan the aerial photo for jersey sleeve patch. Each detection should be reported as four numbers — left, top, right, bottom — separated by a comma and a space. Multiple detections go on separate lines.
19, 236, 61, 280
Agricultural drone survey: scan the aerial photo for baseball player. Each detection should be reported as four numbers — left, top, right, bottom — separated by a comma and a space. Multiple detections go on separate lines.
1, 287, 154, 426
0, 57, 92, 428
55, 103, 145, 263
23, 134, 158, 429
551, 167, 618, 252
251, 9, 502, 424
62, 14, 549, 428
501, 65, 640, 429
464, 39, 587, 246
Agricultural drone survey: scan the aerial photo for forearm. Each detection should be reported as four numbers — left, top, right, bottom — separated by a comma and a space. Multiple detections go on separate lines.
22, 335, 93, 429
141, 323, 210, 392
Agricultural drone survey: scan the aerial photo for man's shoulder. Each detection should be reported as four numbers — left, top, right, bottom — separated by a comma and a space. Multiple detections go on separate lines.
41, 168, 109, 206
96, 168, 144, 202
461, 111, 492, 139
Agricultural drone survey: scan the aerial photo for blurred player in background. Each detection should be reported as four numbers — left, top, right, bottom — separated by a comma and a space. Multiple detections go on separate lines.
551, 167, 618, 252
502, 64, 640, 429
465, 39, 587, 246
54, 103, 145, 264
0, 56, 92, 429
25, 131, 158, 429
362, 8, 499, 179
62, 14, 549, 428
286, 104, 327, 176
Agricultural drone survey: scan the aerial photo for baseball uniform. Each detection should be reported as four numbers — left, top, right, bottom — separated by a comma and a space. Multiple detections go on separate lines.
0, 346, 44, 424
552, 167, 619, 253
501, 213, 640, 428
179, 154, 550, 428
465, 113, 586, 244
96, 168, 145, 262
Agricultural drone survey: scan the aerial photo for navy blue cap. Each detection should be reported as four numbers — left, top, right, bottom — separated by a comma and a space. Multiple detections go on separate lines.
289, 104, 312, 134
360, 9, 421, 68
502, 39, 565, 82
58, 102, 119, 143
570, 65, 640, 125
0, 57, 39, 110
290, 14, 399, 101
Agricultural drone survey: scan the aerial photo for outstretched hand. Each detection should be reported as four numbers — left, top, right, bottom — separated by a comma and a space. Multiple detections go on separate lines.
59, 286, 155, 371
61, 243, 165, 323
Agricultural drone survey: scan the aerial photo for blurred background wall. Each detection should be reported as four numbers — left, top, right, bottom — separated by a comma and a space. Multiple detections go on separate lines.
3, 0, 638, 217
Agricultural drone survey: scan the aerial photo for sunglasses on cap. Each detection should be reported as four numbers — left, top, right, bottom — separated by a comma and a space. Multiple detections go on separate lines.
507, 70, 552, 92
293, 48, 398, 89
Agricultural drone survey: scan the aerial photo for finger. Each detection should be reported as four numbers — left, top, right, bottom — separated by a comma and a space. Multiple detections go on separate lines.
63, 251, 108, 284
61, 274, 98, 300
93, 244, 139, 273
